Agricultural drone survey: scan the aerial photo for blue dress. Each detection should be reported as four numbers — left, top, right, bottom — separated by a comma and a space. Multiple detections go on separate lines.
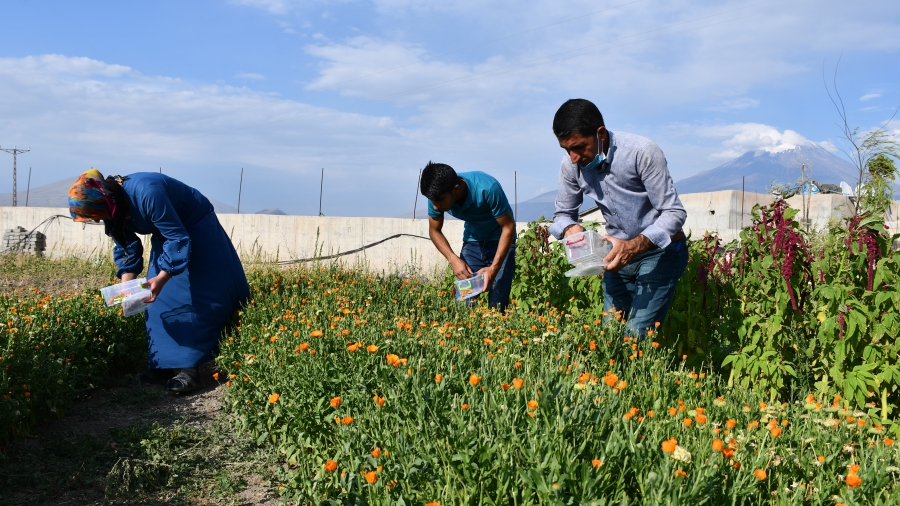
111, 173, 249, 369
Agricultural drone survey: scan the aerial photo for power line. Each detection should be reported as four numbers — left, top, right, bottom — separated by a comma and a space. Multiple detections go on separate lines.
149, 0, 776, 146
0, 146, 30, 207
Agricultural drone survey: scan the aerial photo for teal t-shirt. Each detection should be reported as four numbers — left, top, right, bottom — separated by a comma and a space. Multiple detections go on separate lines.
427, 171, 515, 243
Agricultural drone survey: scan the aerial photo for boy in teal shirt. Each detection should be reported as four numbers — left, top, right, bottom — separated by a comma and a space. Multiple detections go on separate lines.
422, 162, 517, 309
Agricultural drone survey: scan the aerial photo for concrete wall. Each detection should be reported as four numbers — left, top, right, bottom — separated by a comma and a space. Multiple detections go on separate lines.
2, 192, 896, 274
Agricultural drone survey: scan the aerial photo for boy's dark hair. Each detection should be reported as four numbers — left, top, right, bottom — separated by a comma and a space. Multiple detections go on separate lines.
420, 161, 460, 201
552, 99, 605, 139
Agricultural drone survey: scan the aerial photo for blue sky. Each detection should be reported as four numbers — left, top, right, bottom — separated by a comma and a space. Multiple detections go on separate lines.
0, 0, 898, 215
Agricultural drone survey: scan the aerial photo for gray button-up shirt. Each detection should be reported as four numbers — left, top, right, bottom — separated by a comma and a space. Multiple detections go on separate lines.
550, 130, 686, 248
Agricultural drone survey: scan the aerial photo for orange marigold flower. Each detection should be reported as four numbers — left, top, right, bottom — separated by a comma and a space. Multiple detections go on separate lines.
367, 344, 379, 353
591, 459, 603, 469
846, 474, 861, 488
269, 336, 277, 342
501, 383, 510, 390
683, 418, 692, 427
341, 416, 353, 425
722, 448, 735, 460
661, 438, 677, 453
674, 469, 686, 478
647, 410, 655, 418
515, 362, 522, 368
885, 437, 895, 446
817, 455, 825, 463
299, 343, 309, 351
330, 396, 341, 408
212, 372, 219, 381
770, 427, 782, 437
373, 395, 385, 406
324, 460, 338, 472
461, 403, 469, 410
668, 407, 677, 416
268, 393, 280, 404
386, 354, 400, 366
754, 469, 767, 480
483, 338, 493, 345
311, 330, 323, 337
371, 447, 381, 458
512, 378, 524, 389
469, 374, 481, 386
435, 374, 443, 383
527, 400, 538, 410
725, 419, 736, 429
695, 414, 707, 424
603, 372, 618, 387
712, 439, 723, 452
426, 503, 440, 506
848, 464, 860, 475
365, 471, 378, 484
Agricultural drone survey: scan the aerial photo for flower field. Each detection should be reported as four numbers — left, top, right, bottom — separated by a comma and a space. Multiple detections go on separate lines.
1, 287, 146, 441
218, 266, 900, 505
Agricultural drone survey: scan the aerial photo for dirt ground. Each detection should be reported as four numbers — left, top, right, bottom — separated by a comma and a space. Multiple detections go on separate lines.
0, 365, 283, 506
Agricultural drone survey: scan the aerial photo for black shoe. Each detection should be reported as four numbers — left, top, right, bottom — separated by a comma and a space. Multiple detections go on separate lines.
137, 368, 175, 386
165, 368, 201, 394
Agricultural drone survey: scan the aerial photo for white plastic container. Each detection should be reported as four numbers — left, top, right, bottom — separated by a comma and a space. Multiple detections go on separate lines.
100, 278, 150, 306
454, 273, 486, 301
121, 289, 153, 316
563, 230, 613, 277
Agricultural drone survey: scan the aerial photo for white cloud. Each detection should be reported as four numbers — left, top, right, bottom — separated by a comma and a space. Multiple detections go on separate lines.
860, 93, 882, 101
235, 72, 266, 80
697, 123, 821, 160
707, 97, 760, 112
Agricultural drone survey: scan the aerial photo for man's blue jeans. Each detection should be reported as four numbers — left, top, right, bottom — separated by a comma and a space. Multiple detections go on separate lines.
602, 239, 688, 337
459, 241, 516, 310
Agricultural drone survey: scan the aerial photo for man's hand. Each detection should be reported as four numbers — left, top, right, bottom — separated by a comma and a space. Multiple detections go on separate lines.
476, 264, 500, 291
145, 271, 171, 303
450, 257, 474, 280
603, 235, 654, 272
563, 224, 586, 238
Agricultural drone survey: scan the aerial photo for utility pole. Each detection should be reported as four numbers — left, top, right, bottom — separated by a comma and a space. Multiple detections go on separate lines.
0, 146, 30, 207
25, 167, 31, 207
413, 169, 422, 220
514, 171, 517, 220
237, 168, 244, 214
318, 168, 325, 216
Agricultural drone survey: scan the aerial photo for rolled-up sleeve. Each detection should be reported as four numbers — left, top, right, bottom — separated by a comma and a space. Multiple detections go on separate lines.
637, 141, 686, 248
140, 186, 191, 276
550, 157, 583, 239
113, 230, 144, 278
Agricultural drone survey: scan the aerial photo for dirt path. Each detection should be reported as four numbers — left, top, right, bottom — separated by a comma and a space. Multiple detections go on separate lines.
0, 367, 282, 506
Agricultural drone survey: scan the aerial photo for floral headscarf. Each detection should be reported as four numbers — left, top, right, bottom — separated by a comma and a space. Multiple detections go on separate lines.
68, 169, 115, 222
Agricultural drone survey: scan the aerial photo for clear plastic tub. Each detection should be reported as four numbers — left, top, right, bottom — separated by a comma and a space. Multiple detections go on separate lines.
121, 289, 153, 316
100, 278, 149, 306
454, 273, 486, 301
563, 230, 612, 277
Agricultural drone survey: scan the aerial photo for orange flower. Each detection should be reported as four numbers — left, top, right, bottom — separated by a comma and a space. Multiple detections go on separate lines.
347, 344, 358, 352
330, 396, 341, 408
695, 414, 707, 424
885, 437, 895, 446
435, 374, 443, 383
426, 503, 440, 506
661, 438, 677, 453
386, 354, 400, 366
623, 407, 640, 420
647, 410, 655, 418
817, 455, 825, 463
683, 418, 692, 427
341, 416, 353, 425
324, 460, 338, 472
311, 330, 323, 337
461, 403, 469, 410
711, 439, 723, 452
367, 344, 379, 353
845, 474, 861, 488
603, 372, 618, 387
527, 400, 538, 410
211, 372, 219, 381
365, 471, 378, 484
373, 395, 386, 407
725, 419, 736, 429
269, 335, 277, 343
591, 459, 603, 469
299, 343, 310, 351
722, 448, 735, 460
512, 378, 524, 389
848, 464, 860, 475
469, 374, 481, 386
668, 407, 677, 416
515, 362, 522, 369
371, 447, 381, 458
674, 469, 686, 478
501, 383, 510, 390
770, 427, 782, 437
268, 393, 280, 404
483, 338, 493, 345
754, 469, 767, 480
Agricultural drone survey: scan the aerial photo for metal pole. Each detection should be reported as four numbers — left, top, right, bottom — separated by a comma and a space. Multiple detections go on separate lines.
318, 168, 324, 216
159, 167, 162, 173
237, 168, 244, 214
514, 170, 517, 220
25, 167, 31, 207
741, 176, 745, 229
0, 146, 30, 207
413, 169, 422, 219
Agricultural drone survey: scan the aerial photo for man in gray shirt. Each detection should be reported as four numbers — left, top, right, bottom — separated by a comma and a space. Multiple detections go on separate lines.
549, 98, 688, 336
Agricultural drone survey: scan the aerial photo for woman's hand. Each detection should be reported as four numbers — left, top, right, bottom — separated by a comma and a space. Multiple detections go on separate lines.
145, 271, 171, 303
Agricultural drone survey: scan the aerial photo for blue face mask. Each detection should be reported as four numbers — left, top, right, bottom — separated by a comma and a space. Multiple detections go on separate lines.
578, 133, 606, 171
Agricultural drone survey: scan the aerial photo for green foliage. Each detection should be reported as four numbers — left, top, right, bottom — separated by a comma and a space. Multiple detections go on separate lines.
217, 266, 900, 503
0, 287, 146, 442
510, 219, 604, 316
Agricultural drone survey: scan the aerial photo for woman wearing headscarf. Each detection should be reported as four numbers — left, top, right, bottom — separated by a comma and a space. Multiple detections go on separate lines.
68, 169, 249, 393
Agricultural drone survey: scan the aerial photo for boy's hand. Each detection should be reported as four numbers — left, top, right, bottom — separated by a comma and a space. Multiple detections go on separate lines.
477, 265, 499, 291
450, 257, 474, 280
